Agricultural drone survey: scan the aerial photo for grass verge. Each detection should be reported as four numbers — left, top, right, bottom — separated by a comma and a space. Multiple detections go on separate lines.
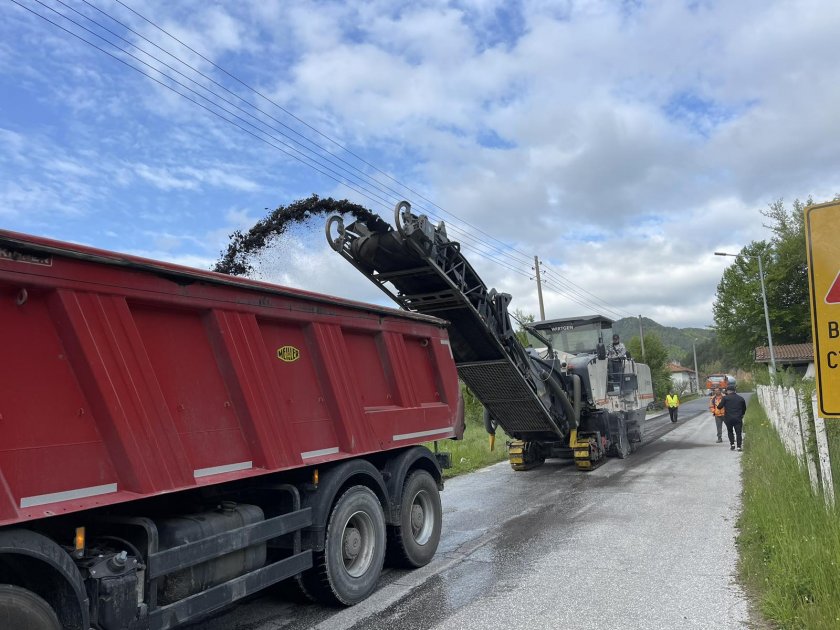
738, 398, 840, 629
827, 422, 840, 500
427, 405, 510, 479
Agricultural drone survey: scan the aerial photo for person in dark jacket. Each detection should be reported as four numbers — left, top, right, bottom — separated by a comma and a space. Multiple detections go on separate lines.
717, 386, 747, 451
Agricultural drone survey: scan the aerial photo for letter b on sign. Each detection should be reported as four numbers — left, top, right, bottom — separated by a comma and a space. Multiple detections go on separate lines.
830, 321, 840, 339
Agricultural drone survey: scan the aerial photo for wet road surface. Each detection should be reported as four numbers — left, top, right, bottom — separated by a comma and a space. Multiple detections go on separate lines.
195, 395, 749, 630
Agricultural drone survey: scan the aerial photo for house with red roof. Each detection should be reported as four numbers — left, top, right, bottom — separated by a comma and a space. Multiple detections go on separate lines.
754, 343, 815, 377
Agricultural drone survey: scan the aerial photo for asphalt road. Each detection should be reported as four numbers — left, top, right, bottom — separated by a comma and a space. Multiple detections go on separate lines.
194, 394, 750, 630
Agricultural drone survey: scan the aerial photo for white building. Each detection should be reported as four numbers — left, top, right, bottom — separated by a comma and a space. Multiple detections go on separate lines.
668, 363, 698, 394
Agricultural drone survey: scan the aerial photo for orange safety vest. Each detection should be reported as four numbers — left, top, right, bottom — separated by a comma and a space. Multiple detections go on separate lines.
710, 395, 725, 417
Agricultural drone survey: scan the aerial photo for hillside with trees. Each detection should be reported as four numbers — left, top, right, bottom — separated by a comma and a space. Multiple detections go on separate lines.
613, 316, 714, 360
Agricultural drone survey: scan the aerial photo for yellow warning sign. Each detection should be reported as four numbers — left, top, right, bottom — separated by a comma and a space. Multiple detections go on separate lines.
805, 201, 840, 418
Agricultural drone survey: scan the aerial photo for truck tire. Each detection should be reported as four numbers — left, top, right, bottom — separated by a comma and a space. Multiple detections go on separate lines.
302, 485, 386, 606
0, 585, 61, 630
387, 470, 442, 568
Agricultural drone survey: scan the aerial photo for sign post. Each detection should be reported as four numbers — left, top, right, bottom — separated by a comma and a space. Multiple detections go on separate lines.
805, 200, 840, 418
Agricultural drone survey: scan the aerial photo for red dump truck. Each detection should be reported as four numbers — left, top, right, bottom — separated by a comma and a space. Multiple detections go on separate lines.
704, 373, 737, 395
0, 229, 463, 630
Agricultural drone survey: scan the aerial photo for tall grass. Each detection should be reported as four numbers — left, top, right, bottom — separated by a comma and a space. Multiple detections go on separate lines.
827, 422, 840, 500
428, 383, 510, 478
738, 398, 840, 629
430, 421, 510, 479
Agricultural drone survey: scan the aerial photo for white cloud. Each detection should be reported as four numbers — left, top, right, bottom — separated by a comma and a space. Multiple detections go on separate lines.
3, 0, 839, 331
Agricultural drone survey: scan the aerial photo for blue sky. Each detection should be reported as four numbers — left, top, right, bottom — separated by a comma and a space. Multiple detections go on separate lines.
3, 0, 840, 328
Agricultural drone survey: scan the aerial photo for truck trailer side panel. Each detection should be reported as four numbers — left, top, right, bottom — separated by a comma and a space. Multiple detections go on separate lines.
0, 230, 461, 528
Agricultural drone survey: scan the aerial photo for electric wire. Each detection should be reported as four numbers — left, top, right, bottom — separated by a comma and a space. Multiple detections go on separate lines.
30, 0, 414, 213
13, 0, 629, 319
21, 0, 544, 285
110, 0, 542, 267
541, 267, 634, 319
10, 0, 633, 320
77, 0, 495, 245
44, 0, 604, 293
9, 0, 403, 213
51, 0, 540, 273
63, 0, 542, 277
540, 277, 628, 320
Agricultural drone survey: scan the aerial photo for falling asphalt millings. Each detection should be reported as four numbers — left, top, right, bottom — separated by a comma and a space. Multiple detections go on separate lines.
214, 194, 384, 276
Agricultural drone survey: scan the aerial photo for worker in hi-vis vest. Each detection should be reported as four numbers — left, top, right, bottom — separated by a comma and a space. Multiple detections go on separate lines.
709, 387, 726, 442
665, 390, 680, 423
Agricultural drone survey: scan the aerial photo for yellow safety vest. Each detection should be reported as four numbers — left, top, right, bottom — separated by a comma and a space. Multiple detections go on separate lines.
665, 394, 680, 408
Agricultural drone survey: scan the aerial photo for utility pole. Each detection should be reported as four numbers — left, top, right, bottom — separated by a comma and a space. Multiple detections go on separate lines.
534, 256, 546, 321
756, 254, 777, 377
638, 314, 646, 362
692, 341, 700, 394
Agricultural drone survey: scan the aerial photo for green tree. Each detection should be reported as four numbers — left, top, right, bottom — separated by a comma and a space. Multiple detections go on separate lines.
712, 240, 773, 366
512, 309, 534, 346
678, 336, 737, 383
761, 198, 811, 344
712, 198, 813, 368
627, 333, 670, 401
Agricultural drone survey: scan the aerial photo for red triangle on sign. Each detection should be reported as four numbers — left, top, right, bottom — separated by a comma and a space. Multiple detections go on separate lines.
827, 270, 840, 304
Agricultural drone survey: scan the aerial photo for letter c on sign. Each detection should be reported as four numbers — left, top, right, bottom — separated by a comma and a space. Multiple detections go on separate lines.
829, 351, 839, 369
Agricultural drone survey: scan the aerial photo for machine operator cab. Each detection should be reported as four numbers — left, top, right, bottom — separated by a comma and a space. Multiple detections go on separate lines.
524, 315, 644, 405
524, 315, 615, 361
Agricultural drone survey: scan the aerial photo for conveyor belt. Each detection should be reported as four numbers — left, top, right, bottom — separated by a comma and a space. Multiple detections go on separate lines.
327, 201, 566, 440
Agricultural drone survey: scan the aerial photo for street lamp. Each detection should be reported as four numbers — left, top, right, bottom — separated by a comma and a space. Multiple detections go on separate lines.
714, 251, 777, 376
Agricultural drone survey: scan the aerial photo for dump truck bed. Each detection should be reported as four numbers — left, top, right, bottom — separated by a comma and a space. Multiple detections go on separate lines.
0, 230, 461, 527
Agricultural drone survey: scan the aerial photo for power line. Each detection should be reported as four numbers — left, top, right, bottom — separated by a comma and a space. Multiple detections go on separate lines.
36, 0, 416, 212
11, 0, 635, 322
66, 0, 539, 274
539, 277, 627, 318
10, 0, 392, 211
540, 276, 627, 319
15, 0, 541, 278
78, 0, 491, 244
541, 265, 634, 319
110, 0, 541, 267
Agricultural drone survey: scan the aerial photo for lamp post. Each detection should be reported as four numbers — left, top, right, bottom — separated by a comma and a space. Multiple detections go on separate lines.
714, 251, 777, 376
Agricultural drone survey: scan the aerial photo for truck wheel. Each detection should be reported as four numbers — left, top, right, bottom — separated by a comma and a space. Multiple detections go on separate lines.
302, 486, 386, 606
387, 470, 442, 568
0, 585, 61, 630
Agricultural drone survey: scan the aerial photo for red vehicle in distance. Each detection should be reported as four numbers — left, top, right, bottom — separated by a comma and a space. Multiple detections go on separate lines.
705, 373, 737, 395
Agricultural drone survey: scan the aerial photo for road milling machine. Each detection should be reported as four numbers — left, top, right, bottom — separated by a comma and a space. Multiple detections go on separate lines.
326, 201, 654, 471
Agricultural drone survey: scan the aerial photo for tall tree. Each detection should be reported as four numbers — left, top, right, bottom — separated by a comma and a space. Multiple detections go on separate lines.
761, 198, 811, 344
712, 198, 813, 368
627, 333, 670, 401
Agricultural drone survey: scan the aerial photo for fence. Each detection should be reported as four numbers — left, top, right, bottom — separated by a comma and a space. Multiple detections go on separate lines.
756, 385, 835, 508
